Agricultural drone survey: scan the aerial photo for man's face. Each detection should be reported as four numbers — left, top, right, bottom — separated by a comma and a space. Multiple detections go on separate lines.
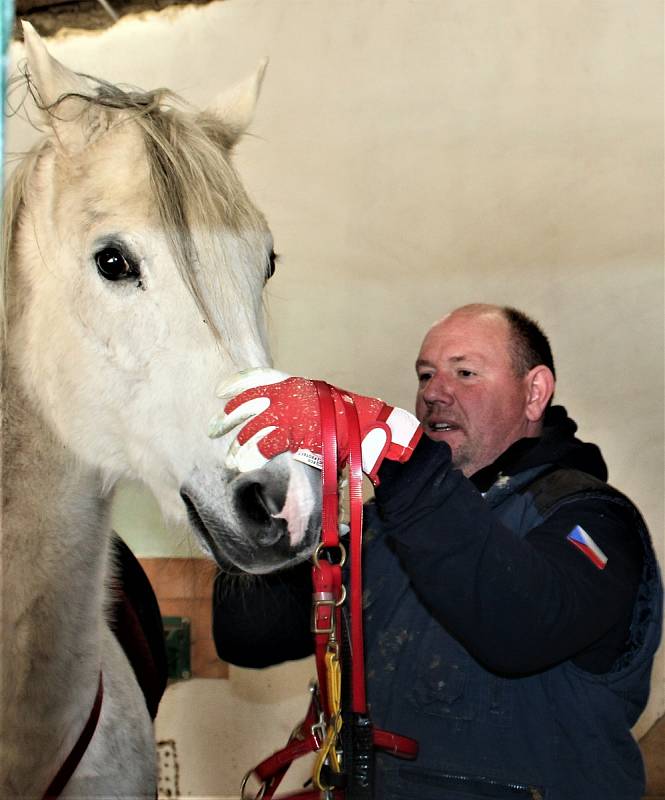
415, 311, 536, 476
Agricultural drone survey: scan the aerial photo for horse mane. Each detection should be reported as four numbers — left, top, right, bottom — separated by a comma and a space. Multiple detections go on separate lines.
1, 72, 268, 354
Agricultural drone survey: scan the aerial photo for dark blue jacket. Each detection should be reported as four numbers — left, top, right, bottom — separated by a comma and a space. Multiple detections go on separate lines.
214, 407, 662, 799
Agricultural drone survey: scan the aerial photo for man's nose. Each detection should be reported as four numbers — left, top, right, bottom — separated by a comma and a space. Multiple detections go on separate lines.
423, 374, 454, 406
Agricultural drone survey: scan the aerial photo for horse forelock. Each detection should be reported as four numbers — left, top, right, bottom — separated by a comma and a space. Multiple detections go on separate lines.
3, 73, 269, 356
139, 101, 269, 353
89, 80, 269, 353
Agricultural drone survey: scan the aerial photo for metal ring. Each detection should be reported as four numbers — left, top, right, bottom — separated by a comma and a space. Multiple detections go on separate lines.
313, 541, 347, 569
335, 585, 347, 607
240, 770, 266, 800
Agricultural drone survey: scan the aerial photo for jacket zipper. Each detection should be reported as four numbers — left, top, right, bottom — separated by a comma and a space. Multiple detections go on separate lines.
400, 767, 544, 798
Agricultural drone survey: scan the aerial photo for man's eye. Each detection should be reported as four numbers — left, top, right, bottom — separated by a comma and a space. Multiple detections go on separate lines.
418, 372, 432, 383
457, 369, 476, 378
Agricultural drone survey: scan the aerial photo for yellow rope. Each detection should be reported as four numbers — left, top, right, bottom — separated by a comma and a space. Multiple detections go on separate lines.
313, 646, 342, 790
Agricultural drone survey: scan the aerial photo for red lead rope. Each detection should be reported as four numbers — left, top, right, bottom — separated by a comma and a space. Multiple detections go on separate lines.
338, 390, 366, 714
312, 382, 344, 723
241, 384, 417, 800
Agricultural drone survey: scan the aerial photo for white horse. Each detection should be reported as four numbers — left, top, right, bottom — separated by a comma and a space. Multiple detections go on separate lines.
1, 24, 320, 798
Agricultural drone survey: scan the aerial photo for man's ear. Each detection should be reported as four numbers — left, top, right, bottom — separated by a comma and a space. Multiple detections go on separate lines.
525, 366, 555, 423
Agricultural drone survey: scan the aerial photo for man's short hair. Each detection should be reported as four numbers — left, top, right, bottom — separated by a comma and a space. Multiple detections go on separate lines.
501, 307, 556, 380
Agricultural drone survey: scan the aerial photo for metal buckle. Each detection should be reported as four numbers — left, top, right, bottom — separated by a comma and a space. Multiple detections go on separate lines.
311, 713, 327, 746
311, 597, 336, 634
308, 682, 326, 746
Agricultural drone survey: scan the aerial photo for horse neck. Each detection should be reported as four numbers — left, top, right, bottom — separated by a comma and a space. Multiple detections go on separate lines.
2, 359, 112, 736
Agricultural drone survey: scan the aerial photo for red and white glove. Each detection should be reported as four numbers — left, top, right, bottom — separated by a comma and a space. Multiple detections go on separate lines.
209, 368, 422, 484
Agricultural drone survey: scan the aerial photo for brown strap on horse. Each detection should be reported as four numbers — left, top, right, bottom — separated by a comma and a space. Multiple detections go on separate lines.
42, 672, 104, 800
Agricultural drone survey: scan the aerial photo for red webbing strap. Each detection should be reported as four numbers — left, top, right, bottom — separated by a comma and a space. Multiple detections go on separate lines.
42, 672, 104, 800
240, 382, 418, 799
311, 381, 343, 724
373, 729, 418, 758
312, 559, 341, 720
247, 713, 418, 800
339, 392, 366, 714
246, 699, 320, 800
314, 381, 339, 549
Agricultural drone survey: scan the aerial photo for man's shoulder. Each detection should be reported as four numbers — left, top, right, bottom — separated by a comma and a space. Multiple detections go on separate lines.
525, 467, 638, 522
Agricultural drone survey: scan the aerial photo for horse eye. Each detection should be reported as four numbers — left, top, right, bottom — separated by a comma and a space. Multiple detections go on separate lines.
267, 250, 278, 280
95, 247, 138, 282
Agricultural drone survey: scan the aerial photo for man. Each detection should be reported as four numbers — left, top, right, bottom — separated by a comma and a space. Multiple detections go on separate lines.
213, 304, 662, 799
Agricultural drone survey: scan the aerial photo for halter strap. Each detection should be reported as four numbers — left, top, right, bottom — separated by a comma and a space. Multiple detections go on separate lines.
315, 381, 340, 549
241, 383, 418, 800
42, 671, 104, 800
339, 391, 366, 714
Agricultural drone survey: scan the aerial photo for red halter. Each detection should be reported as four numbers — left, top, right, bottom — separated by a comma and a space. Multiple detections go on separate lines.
241, 382, 417, 800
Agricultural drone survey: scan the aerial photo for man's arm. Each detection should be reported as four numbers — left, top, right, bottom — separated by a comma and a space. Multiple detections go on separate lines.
375, 436, 643, 676
213, 560, 313, 667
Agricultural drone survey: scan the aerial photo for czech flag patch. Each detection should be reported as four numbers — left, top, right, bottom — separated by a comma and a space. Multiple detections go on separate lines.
566, 525, 608, 570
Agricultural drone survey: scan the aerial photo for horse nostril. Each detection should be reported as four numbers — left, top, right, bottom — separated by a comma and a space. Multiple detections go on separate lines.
237, 481, 274, 526
234, 471, 290, 549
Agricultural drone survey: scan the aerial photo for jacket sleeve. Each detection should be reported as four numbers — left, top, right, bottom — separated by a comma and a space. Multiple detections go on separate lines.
374, 437, 643, 676
213, 560, 314, 668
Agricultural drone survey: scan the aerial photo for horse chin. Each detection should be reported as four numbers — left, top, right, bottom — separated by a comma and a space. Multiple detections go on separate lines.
180, 454, 322, 574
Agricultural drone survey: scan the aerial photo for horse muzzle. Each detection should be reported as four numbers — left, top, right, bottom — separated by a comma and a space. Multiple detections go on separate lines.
180, 454, 322, 574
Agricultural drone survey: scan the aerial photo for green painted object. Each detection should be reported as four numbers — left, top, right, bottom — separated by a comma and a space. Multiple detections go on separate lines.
162, 616, 192, 681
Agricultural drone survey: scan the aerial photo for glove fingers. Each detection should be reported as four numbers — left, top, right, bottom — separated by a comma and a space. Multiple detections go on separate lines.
360, 426, 389, 476
225, 426, 276, 472
255, 427, 291, 460
225, 426, 291, 472
208, 397, 271, 440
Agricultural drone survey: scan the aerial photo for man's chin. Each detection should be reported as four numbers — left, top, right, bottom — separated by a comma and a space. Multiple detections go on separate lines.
423, 430, 468, 472
446, 442, 473, 476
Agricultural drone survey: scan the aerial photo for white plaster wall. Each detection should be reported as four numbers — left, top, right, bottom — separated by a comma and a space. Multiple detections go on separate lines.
156, 661, 317, 799
6, 0, 663, 795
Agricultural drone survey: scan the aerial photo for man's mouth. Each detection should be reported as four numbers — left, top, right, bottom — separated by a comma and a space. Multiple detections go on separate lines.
427, 421, 462, 433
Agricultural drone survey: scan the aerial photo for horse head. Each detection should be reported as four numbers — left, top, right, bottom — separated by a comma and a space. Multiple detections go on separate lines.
6, 23, 321, 575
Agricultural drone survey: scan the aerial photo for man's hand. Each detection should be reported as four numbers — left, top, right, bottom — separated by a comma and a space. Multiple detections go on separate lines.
209, 368, 422, 483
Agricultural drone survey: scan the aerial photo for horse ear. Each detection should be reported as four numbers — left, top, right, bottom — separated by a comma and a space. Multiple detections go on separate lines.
206, 58, 268, 147
21, 20, 96, 148
22, 21, 89, 108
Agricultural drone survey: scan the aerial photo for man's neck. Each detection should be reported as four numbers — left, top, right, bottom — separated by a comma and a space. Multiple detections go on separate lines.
470, 436, 542, 492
